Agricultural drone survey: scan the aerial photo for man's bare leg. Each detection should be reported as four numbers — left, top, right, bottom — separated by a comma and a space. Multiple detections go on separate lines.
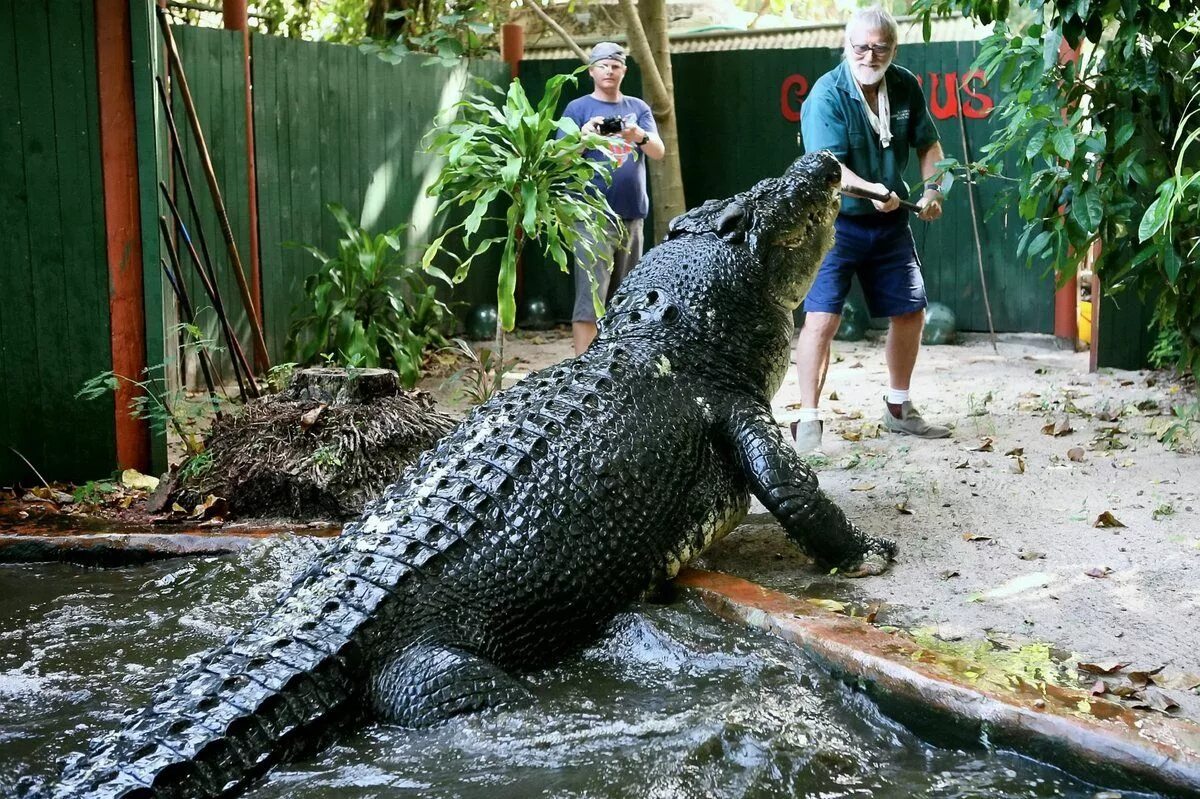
884, 309, 924, 416
794, 312, 842, 407
573, 321, 598, 356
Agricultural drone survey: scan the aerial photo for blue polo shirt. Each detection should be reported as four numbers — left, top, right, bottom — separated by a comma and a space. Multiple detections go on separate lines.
800, 61, 939, 216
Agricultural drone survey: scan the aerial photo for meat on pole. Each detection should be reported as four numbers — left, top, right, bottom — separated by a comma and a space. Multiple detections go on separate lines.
155, 5, 270, 374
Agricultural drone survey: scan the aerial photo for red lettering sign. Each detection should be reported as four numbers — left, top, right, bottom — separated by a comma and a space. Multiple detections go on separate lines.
779, 71, 994, 122
780, 74, 808, 123
960, 70, 994, 119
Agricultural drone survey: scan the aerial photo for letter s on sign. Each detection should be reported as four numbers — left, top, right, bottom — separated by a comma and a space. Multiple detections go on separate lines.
780, 74, 809, 123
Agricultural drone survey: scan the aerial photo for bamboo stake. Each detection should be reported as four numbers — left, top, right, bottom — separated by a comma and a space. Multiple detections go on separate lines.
157, 248, 224, 418
155, 5, 271, 373
159, 184, 257, 398
953, 77, 998, 354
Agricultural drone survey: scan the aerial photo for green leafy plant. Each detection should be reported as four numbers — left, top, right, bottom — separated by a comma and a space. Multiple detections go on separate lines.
265, 361, 298, 394
289, 203, 455, 388
73, 480, 118, 505
178, 450, 213, 483
423, 69, 620, 332
913, 1, 1200, 372
312, 444, 344, 469
358, 0, 497, 65
77, 367, 209, 457
443, 337, 518, 405
77, 323, 225, 458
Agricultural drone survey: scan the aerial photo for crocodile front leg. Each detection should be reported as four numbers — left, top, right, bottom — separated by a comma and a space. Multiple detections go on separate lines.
723, 401, 896, 576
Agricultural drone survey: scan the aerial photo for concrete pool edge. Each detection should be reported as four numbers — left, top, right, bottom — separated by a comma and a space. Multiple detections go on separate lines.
676, 567, 1200, 799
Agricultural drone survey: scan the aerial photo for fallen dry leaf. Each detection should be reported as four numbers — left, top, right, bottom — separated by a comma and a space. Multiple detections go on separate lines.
1004, 447, 1025, 457
1078, 660, 1129, 676
1009, 456, 1026, 474
120, 469, 159, 492
850, 483, 876, 492
807, 598, 847, 613
1067, 446, 1086, 462
1085, 566, 1114, 578
954, 459, 970, 469
1090, 679, 1108, 696
1131, 688, 1179, 714
1041, 418, 1074, 437
968, 437, 994, 452
962, 532, 992, 542
1093, 511, 1126, 528
300, 403, 327, 431
1128, 666, 1165, 689
895, 502, 915, 515
1017, 550, 1045, 560
828, 391, 839, 401
940, 570, 960, 580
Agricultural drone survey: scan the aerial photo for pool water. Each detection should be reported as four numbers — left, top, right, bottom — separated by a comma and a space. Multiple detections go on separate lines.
0, 538, 1153, 798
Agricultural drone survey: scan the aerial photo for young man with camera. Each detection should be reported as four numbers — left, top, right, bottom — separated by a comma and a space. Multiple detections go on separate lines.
561, 42, 666, 355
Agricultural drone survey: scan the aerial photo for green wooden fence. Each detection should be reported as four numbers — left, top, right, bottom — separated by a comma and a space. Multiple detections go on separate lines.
0, 0, 115, 485
169, 29, 507, 369
518, 42, 1055, 334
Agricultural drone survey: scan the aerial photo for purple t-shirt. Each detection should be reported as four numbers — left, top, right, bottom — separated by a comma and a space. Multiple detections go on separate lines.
560, 95, 657, 220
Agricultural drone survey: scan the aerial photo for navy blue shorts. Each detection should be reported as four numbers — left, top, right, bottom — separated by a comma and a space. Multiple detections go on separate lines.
803, 212, 927, 318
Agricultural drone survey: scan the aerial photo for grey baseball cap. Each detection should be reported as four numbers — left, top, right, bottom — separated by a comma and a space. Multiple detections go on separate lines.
589, 42, 626, 64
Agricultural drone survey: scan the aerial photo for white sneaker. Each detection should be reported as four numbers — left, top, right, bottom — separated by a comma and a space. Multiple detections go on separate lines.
790, 419, 824, 456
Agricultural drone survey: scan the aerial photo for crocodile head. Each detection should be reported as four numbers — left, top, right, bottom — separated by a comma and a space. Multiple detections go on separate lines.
663, 150, 840, 307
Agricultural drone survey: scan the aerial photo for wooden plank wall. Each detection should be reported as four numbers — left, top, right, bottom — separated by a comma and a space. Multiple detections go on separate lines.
168, 29, 507, 367
0, 0, 115, 486
517, 43, 1055, 334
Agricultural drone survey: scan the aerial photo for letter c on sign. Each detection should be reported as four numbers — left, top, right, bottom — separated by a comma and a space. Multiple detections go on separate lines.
780, 74, 808, 123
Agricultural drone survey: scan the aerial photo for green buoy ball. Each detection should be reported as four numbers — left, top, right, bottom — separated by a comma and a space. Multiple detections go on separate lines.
465, 304, 498, 340
922, 302, 958, 345
834, 300, 868, 342
519, 296, 553, 330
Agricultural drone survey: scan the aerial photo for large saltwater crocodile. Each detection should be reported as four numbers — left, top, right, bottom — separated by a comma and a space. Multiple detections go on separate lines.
49, 151, 896, 799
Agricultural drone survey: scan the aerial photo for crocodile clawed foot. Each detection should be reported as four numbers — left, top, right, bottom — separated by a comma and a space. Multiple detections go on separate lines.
841, 536, 897, 578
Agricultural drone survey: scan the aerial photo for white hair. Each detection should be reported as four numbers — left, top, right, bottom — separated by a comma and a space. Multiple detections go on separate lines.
844, 6, 899, 46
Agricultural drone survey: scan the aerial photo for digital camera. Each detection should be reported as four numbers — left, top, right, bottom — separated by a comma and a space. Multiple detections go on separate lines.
597, 115, 626, 135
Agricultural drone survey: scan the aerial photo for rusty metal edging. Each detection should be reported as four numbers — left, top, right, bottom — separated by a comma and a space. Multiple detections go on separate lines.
676, 568, 1200, 798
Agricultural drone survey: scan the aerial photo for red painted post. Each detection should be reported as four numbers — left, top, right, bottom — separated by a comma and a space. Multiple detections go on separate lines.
501, 22, 524, 80
222, 0, 247, 31
224, 0, 264, 367
96, 1, 151, 471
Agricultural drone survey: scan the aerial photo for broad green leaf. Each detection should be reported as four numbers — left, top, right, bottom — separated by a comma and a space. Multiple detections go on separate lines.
1051, 128, 1076, 162
1138, 194, 1170, 242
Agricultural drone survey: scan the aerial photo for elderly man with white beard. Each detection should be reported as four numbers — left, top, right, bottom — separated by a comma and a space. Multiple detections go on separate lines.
790, 5, 950, 456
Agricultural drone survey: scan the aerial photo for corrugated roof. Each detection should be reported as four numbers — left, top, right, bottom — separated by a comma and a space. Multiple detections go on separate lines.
523, 15, 987, 60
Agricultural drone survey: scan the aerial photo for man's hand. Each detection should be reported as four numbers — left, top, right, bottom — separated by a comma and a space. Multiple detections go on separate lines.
581, 116, 605, 135
917, 188, 943, 222
869, 183, 900, 213
619, 125, 646, 145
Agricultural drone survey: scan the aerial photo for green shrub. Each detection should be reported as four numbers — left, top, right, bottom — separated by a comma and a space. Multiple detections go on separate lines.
289, 203, 454, 388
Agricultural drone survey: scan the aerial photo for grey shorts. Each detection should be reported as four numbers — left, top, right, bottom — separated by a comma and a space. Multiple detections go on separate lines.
572, 217, 644, 323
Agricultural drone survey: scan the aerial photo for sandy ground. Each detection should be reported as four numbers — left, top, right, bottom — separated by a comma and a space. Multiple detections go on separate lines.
451, 325, 1200, 722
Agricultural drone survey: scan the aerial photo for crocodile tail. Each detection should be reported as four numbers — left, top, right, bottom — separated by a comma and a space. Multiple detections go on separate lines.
51, 567, 389, 799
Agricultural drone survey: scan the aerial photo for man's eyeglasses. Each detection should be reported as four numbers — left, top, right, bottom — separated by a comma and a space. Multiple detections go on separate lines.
850, 42, 893, 56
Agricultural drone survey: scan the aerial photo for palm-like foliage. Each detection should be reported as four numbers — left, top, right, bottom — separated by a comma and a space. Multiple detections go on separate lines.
423, 69, 620, 331
290, 203, 454, 388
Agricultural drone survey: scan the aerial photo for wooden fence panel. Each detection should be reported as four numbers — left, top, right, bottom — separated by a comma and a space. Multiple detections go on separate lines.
0, 0, 114, 485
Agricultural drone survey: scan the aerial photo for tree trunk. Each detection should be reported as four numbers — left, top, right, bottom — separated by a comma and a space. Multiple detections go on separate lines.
621, 0, 685, 242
